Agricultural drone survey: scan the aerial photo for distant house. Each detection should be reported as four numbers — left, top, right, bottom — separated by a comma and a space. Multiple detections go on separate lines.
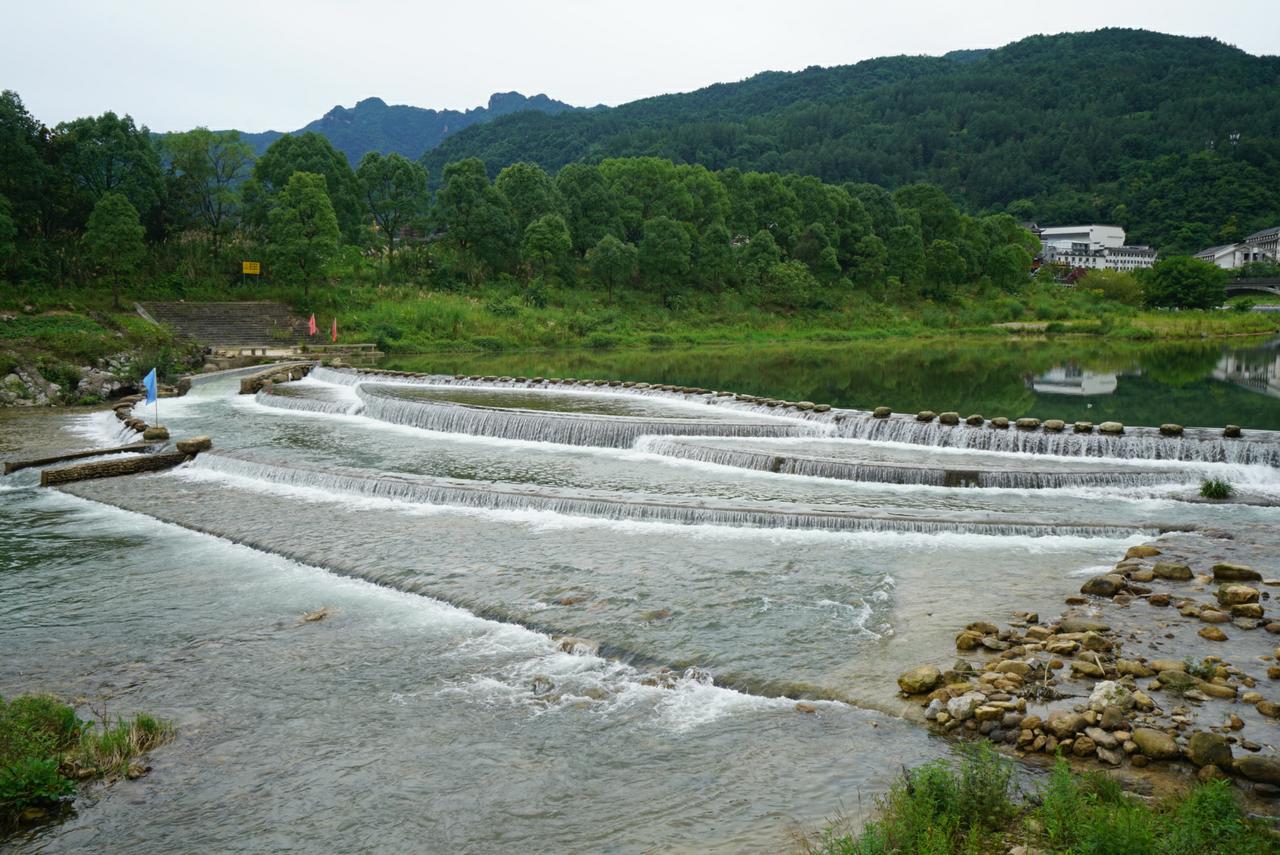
1194, 227, 1277, 269
1038, 225, 1157, 272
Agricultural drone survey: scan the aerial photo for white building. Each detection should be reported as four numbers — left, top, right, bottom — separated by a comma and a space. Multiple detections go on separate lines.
1038, 225, 1157, 272
1194, 242, 1270, 270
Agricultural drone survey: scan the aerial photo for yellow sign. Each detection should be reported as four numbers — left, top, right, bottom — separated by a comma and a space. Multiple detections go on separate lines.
242, 261, 261, 275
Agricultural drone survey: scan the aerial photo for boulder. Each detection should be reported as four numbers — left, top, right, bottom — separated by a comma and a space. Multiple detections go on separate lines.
1043, 419, 1066, 432
1132, 728, 1180, 760
965, 414, 985, 426
1213, 563, 1262, 582
1236, 755, 1280, 785
1159, 423, 1184, 436
1125, 545, 1161, 559
965, 621, 999, 635
1089, 681, 1135, 712
1223, 425, 1243, 438
1199, 626, 1229, 642
1074, 421, 1094, 433
947, 693, 984, 721
1258, 701, 1280, 719
1048, 710, 1088, 738
1059, 617, 1110, 633
1231, 603, 1264, 619
938, 411, 960, 425
1186, 732, 1232, 768
990, 417, 1010, 429
1081, 574, 1125, 597
1218, 584, 1260, 606
1015, 417, 1041, 430
897, 665, 942, 695
142, 426, 170, 441
1153, 562, 1193, 581
1157, 670, 1198, 692
916, 410, 937, 422
872, 406, 892, 419
175, 435, 213, 455
1099, 421, 1125, 434
955, 630, 984, 650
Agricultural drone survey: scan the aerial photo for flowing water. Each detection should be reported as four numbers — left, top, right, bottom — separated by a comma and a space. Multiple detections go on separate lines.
5, 354, 1280, 852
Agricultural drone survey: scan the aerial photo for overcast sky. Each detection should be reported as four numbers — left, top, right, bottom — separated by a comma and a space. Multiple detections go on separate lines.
5, 0, 1278, 133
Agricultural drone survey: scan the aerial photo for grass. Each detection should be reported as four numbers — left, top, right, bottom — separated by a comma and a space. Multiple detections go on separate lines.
0, 694, 174, 829
1200, 478, 1235, 500
808, 746, 1277, 855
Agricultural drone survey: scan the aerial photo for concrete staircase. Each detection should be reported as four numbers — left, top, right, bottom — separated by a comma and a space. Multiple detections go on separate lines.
139, 301, 307, 354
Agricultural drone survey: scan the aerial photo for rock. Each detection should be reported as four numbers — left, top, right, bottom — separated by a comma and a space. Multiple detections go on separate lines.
1153, 562, 1193, 581
1090, 682, 1135, 712
938, 411, 960, 425
1126, 545, 1162, 559
1116, 659, 1154, 678
1086, 726, 1119, 750
1101, 704, 1126, 730
1213, 563, 1262, 582
996, 661, 1031, 676
924, 699, 944, 720
1132, 728, 1180, 760
1158, 670, 1199, 692
1148, 593, 1171, 607
947, 693, 984, 721
1199, 609, 1230, 624
1059, 617, 1110, 633
1159, 423, 1184, 436
1097, 747, 1125, 766
1073, 420, 1094, 433
1098, 421, 1124, 434
1072, 659, 1106, 678
1081, 574, 1125, 597
1231, 603, 1264, 619
898, 665, 942, 695
965, 620, 1000, 635
1257, 701, 1280, 719
1223, 425, 1243, 438
1199, 626, 1229, 642
1236, 755, 1280, 785
964, 414, 984, 426
1199, 682, 1237, 700
557, 637, 599, 654
142, 426, 170, 441
916, 410, 937, 422
1186, 732, 1233, 768
1043, 419, 1066, 432
1015, 417, 1041, 430
990, 417, 1010, 429
175, 435, 213, 455
872, 406, 891, 418
1218, 584, 1259, 606
795, 702, 817, 714
1073, 736, 1097, 757
974, 704, 1003, 722
1048, 711, 1088, 739
1198, 764, 1229, 782
955, 630, 984, 650
1150, 659, 1187, 673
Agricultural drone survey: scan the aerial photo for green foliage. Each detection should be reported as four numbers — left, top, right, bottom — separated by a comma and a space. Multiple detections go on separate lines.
1079, 268, 1144, 306
252, 132, 363, 241
163, 128, 254, 259
638, 215, 691, 299
82, 192, 146, 308
355, 151, 429, 267
1200, 478, 1234, 499
267, 171, 340, 295
520, 213, 572, 280
1145, 256, 1229, 310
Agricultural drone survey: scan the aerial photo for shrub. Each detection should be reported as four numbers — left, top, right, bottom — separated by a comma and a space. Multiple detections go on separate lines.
1200, 479, 1233, 500
470, 335, 505, 351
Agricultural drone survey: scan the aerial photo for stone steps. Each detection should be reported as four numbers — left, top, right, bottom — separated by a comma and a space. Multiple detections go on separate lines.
140, 301, 311, 348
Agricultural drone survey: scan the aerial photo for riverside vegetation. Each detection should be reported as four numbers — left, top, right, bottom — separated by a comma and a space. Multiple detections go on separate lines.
0, 694, 173, 832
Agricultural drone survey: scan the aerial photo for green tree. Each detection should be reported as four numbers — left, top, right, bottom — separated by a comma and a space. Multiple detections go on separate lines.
163, 128, 254, 259
0, 91, 49, 247
82, 192, 145, 308
267, 172, 340, 296
587, 233, 637, 298
762, 259, 820, 309
886, 224, 925, 289
1078, 268, 1142, 305
556, 163, 620, 255
924, 239, 966, 299
793, 222, 841, 283
253, 133, 362, 241
496, 162, 564, 234
695, 222, 735, 291
53, 112, 163, 222
638, 215, 691, 300
520, 213, 572, 280
1144, 256, 1228, 310
436, 157, 516, 278
0, 194, 16, 270
356, 151, 428, 273
850, 234, 888, 289
894, 184, 962, 245
738, 228, 783, 287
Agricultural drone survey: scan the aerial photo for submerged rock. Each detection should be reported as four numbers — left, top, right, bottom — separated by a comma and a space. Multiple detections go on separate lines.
1153, 561, 1193, 581
1081, 575, 1125, 597
1213, 563, 1262, 582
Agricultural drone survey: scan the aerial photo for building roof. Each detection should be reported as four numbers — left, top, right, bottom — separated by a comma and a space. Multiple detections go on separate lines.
1196, 244, 1235, 256
1245, 226, 1280, 242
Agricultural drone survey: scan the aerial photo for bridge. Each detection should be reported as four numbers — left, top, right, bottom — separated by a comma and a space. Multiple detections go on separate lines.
1226, 277, 1280, 298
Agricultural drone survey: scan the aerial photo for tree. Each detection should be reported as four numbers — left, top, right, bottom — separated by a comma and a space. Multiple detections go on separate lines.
739, 228, 783, 287
520, 213, 571, 280
253, 133, 362, 241
83, 192, 145, 308
762, 259, 820, 309
0, 91, 49, 246
436, 158, 516, 277
496, 162, 563, 234
886, 224, 925, 288
638, 215, 691, 300
793, 222, 841, 283
556, 163, 620, 254
587, 234, 637, 298
1078, 268, 1142, 306
356, 151, 428, 273
924, 239, 966, 298
53, 112, 163, 220
163, 128, 254, 259
695, 223, 735, 291
267, 172, 340, 296
1144, 256, 1227, 310
849, 234, 888, 289
0, 194, 16, 270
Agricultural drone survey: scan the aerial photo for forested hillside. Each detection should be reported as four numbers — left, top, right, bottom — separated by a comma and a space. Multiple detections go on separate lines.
231, 92, 580, 162
423, 29, 1280, 253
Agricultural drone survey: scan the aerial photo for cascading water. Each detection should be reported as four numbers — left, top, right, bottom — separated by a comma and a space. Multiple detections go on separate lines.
254, 387, 363, 416
632, 437, 1198, 489
190, 450, 1166, 538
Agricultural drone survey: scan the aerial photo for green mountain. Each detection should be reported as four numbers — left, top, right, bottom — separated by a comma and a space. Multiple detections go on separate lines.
419, 29, 1280, 253
234, 91, 581, 163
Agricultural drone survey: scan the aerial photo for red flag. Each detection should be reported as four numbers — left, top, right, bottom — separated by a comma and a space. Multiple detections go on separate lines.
331, 317, 338, 343
308, 314, 317, 336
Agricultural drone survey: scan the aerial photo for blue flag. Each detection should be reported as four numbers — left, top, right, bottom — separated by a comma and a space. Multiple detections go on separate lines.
143, 368, 157, 404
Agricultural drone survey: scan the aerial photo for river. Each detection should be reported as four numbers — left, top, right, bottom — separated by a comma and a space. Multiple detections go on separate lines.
3, 337, 1280, 852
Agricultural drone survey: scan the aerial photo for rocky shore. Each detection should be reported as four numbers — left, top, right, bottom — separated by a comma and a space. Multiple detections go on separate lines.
898, 533, 1280, 807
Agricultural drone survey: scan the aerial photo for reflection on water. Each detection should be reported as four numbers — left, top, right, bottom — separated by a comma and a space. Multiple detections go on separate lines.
387, 335, 1280, 430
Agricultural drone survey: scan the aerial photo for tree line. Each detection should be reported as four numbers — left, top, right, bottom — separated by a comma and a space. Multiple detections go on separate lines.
0, 89, 1046, 311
